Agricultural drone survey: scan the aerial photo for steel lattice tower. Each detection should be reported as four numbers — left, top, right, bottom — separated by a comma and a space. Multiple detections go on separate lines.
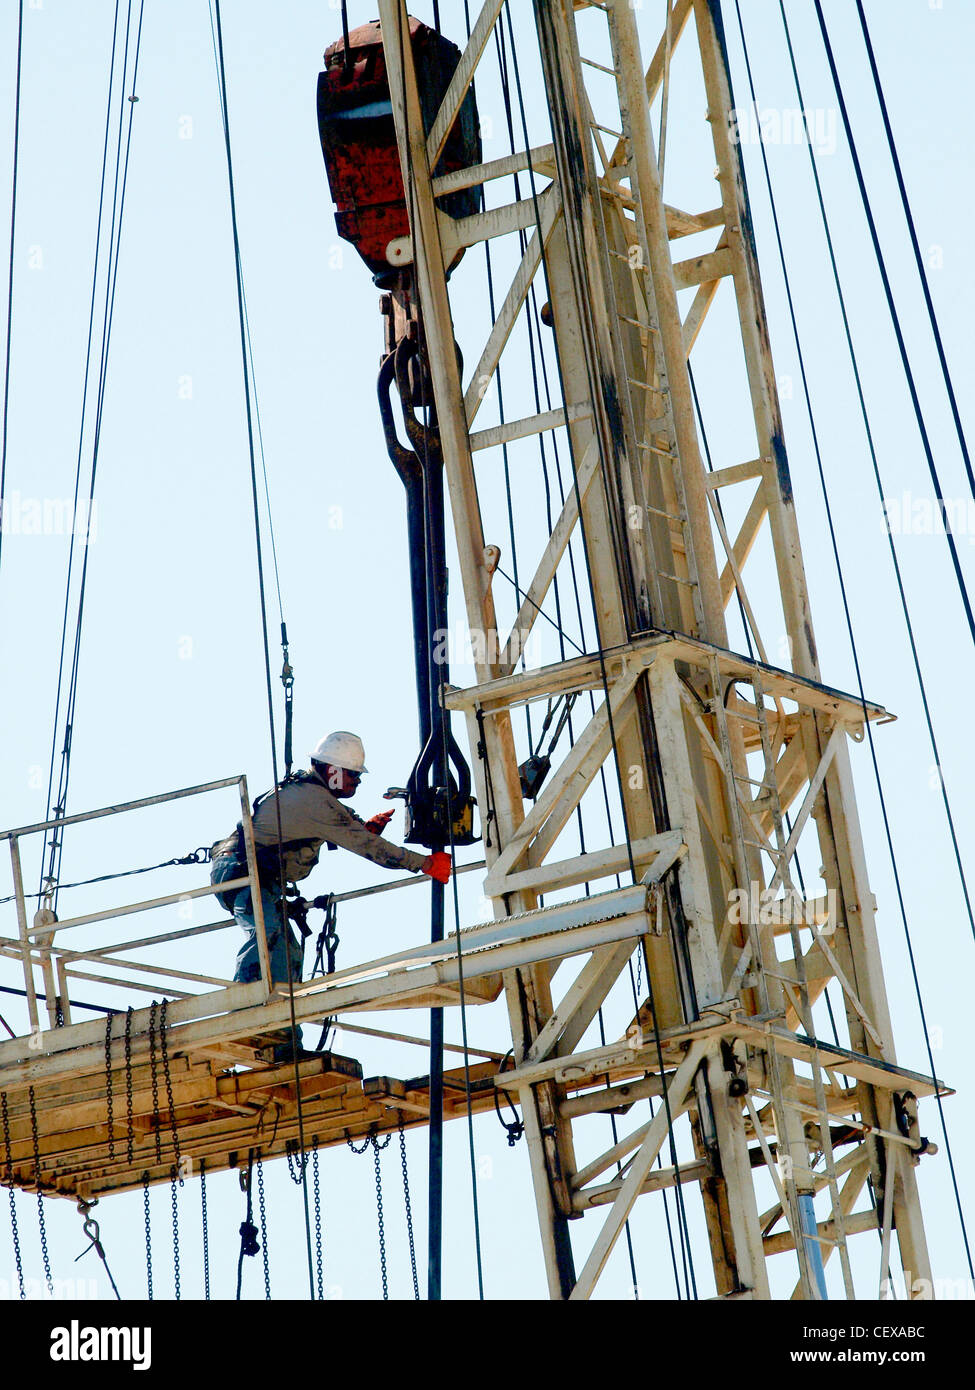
375, 0, 938, 1299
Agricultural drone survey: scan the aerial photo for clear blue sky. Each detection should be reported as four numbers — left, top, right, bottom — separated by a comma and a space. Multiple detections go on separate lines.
0, 0, 972, 1301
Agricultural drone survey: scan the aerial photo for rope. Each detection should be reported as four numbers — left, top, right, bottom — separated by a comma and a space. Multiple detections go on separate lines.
493, 16, 670, 1296
505, 0, 698, 1296
212, 0, 317, 1301
854, 0, 975, 506
0, 0, 24, 582
734, 0, 973, 1276
391, 0, 486, 1299
595, 1006, 641, 1297
39, 0, 145, 914
206, 0, 295, 783
0, 983, 115, 1016
73, 1205, 121, 1301
773, 9, 973, 951
1, 847, 212, 905
340, 0, 352, 76
441, 711, 485, 1299
812, 0, 975, 648
36, 0, 122, 901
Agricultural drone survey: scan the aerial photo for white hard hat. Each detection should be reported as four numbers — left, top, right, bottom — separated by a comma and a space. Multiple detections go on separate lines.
311, 731, 368, 773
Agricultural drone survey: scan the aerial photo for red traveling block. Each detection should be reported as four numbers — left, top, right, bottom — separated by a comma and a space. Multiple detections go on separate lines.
316, 17, 482, 285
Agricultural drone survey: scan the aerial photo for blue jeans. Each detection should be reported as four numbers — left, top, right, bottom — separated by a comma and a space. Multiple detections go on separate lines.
211, 854, 304, 986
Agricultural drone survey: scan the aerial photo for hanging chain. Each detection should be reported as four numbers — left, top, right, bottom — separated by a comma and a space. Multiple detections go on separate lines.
160, 998, 181, 1180
124, 1007, 134, 1164
158, 1001, 183, 1299
142, 1172, 153, 1300
200, 1158, 211, 1300
398, 1118, 419, 1300
372, 1132, 391, 1301
148, 1001, 161, 1164
104, 1014, 115, 1161
170, 1169, 181, 1300
1, 1092, 25, 1299
256, 1149, 270, 1300
347, 1128, 392, 1300
28, 1085, 53, 1295
312, 1142, 323, 1299
285, 1138, 308, 1186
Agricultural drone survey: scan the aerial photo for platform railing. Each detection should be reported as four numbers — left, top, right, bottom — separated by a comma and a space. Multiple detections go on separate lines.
0, 776, 271, 1033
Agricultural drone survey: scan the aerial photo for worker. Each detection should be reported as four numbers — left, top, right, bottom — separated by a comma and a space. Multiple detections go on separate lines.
210, 731, 451, 1056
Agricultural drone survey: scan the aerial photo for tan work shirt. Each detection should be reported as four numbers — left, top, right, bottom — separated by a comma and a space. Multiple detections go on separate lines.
217, 773, 428, 882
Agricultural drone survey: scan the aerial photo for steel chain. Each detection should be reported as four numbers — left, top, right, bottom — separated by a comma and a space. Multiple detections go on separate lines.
1, 1092, 25, 1298
311, 1142, 323, 1299
148, 1002, 161, 1163
142, 1173, 153, 1299
170, 1170, 181, 1300
124, 1007, 134, 1165
160, 999, 181, 1180
346, 1128, 391, 1299
104, 1013, 115, 1161
398, 1118, 419, 1300
256, 1149, 270, 1299
285, 1138, 308, 1186
372, 1132, 391, 1301
28, 1085, 53, 1295
200, 1158, 210, 1299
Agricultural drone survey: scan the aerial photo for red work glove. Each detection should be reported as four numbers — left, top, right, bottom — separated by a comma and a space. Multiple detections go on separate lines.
364, 810, 395, 836
421, 852, 453, 885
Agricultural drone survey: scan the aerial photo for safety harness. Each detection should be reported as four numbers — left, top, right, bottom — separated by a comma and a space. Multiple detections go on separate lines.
211, 770, 323, 911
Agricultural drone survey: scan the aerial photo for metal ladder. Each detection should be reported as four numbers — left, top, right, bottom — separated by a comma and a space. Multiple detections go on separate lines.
721, 667, 857, 1297
571, 6, 852, 1296
576, 3, 706, 639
